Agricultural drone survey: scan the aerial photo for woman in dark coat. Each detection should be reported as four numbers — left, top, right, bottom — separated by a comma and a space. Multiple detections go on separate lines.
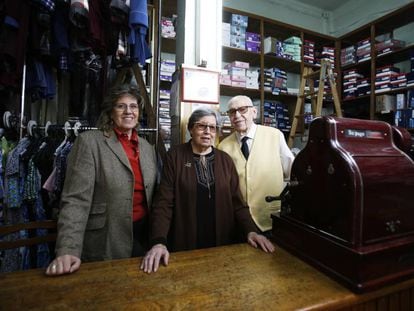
141, 108, 274, 273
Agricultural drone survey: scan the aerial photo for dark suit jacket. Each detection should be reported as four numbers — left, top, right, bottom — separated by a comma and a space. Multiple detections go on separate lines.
56, 129, 157, 261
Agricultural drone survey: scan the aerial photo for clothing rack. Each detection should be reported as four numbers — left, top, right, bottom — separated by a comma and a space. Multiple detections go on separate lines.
2, 112, 158, 138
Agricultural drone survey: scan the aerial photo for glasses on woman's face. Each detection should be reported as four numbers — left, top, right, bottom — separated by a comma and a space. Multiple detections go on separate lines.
227, 105, 253, 116
193, 122, 218, 133
113, 103, 140, 112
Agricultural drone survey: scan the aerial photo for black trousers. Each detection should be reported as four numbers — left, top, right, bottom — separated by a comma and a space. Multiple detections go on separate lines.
131, 216, 149, 257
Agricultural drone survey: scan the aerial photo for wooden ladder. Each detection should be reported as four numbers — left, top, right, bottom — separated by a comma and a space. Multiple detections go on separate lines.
287, 59, 342, 148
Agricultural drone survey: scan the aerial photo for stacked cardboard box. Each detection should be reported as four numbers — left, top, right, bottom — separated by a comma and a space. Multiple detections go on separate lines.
263, 101, 291, 134
161, 15, 176, 38
245, 32, 260, 53
159, 89, 171, 150
375, 39, 405, 57
160, 60, 175, 82
264, 36, 284, 57
303, 40, 315, 65
357, 38, 371, 63
375, 65, 400, 93
343, 69, 364, 99
341, 45, 356, 66
230, 14, 248, 50
283, 36, 302, 62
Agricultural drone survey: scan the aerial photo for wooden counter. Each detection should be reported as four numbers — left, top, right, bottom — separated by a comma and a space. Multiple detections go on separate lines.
1, 244, 414, 310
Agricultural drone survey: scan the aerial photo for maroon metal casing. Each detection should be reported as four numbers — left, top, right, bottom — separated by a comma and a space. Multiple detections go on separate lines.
272, 116, 414, 293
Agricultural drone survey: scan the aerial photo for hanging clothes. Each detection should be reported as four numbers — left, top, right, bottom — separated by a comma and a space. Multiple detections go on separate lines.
0, 0, 31, 87
128, 0, 151, 65
0, 132, 58, 272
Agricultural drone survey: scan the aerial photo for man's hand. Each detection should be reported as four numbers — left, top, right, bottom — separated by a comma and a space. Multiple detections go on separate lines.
247, 232, 275, 253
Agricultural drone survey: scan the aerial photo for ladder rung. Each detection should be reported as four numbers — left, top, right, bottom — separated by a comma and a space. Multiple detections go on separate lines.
300, 91, 318, 97
294, 113, 313, 118
303, 71, 320, 79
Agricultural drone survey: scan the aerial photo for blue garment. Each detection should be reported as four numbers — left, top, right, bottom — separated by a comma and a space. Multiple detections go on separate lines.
5, 138, 31, 209
52, 3, 70, 72
54, 141, 73, 194
129, 0, 151, 65
31, 169, 50, 269
25, 61, 56, 102
0, 206, 28, 272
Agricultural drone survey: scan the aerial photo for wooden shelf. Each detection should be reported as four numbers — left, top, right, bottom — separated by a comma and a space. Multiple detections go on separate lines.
222, 6, 337, 133
341, 59, 371, 72
222, 46, 261, 66
263, 55, 301, 73
342, 94, 371, 103
161, 37, 176, 54
376, 44, 414, 66
220, 85, 261, 98
337, 2, 414, 133
374, 85, 414, 96
264, 91, 297, 101
220, 4, 414, 134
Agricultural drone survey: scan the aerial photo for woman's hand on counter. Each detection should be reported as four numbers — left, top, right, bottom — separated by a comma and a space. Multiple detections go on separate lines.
247, 232, 275, 253
140, 244, 169, 273
45, 255, 81, 276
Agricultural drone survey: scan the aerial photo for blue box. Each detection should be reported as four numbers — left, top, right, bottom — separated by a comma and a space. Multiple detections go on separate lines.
231, 14, 248, 27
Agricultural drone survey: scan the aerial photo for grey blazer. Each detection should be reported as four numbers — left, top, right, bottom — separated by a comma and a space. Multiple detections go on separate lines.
55, 129, 157, 261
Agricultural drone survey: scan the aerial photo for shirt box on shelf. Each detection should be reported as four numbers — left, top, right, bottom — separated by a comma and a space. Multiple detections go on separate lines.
231, 81, 247, 88
246, 41, 260, 53
222, 28, 231, 47
219, 74, 232, 86
230, 61, 250, 69
230, 75, 247, 82
227, 67, 247, 76
396, 93, 406, 109
230, 35, 246, 50
222, 22, 231, 31
245, 32, 260, 43
264, 37, 281, 55
246, 69, 259, 78
231, 14, 248, 28
231, 25, 247, 37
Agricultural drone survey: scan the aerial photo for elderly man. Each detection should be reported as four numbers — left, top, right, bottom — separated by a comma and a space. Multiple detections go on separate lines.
218, 95, 294, 235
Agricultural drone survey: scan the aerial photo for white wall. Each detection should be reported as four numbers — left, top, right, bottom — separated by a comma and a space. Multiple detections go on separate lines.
330, 0, 414, 37
223, 0, 330, 34
224, 0, 414, 37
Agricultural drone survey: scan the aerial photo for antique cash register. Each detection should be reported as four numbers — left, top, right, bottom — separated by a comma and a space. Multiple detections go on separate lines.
271, 116, 414, 293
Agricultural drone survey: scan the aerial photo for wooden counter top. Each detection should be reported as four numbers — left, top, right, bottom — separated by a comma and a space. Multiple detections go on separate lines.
1, 244, 414, 310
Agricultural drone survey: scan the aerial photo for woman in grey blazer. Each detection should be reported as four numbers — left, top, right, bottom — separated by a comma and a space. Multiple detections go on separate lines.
45, 85, 158, 276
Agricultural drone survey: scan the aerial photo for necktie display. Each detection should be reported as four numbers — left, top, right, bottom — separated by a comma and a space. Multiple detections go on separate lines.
241, 136, 249, 160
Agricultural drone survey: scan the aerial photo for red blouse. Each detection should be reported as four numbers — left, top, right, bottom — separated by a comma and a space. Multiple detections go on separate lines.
114, 128, 147, 221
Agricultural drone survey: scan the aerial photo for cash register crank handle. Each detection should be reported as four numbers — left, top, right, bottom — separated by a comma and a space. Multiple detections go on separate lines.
265, 180, 301, 202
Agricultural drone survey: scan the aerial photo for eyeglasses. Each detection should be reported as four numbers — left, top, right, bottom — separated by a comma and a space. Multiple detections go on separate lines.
227, 106, 254, 116
193, 122, 218, 133
113, 103, 140, 112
